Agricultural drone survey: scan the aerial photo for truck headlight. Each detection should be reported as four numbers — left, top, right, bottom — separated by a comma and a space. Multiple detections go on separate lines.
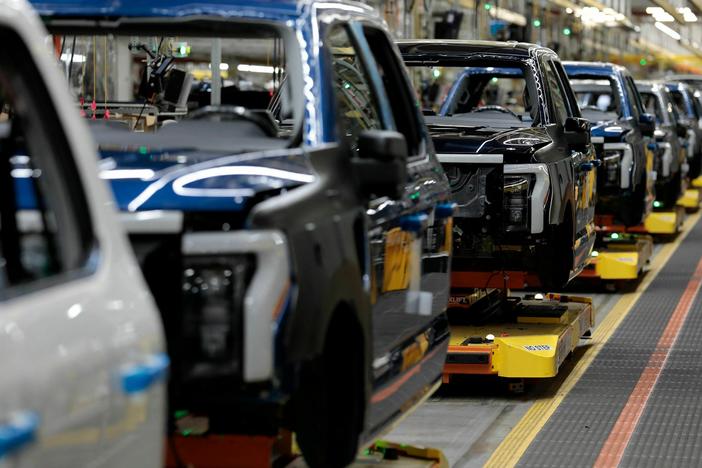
602, 143, 633, 189
657, 142, 672, 178
181, 230, 290, 384
181, 255, 255, 381
602, 151, 621, 187
503, 175, 531, 232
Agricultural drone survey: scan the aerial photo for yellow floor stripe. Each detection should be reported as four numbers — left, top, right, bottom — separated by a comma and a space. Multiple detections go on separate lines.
485, 211, 702, 468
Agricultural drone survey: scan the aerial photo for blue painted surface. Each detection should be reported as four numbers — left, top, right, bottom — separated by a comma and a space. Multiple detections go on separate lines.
14, 147, 315, 212
590, 122, 626, 139
31, 0, 303, 18
434, 202, 456, 219
121, 353, 170, 395
0, 412, 39, 459
399, 213, 428, 233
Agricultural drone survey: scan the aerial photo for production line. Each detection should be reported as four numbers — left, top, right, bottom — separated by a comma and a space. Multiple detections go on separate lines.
4, 0, 702, 467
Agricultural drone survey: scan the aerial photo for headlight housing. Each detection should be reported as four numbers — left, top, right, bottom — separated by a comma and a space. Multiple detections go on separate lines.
602, 151, 621, 188
686, 129, 696, 160
600, 143, 633, 190
503, 175, 532, 232
656, 142, 673, 178
181, 255, 255, 383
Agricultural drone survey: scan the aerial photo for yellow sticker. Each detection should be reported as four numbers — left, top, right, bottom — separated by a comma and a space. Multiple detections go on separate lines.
383, 227, 413, 292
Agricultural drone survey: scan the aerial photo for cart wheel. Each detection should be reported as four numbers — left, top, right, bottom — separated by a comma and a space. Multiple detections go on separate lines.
507, 379, 525, 394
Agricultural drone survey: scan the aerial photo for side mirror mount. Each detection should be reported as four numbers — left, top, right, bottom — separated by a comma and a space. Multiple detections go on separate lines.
352, 130, 408, 199
639, 113, 655, 138
565, 117, 591, 150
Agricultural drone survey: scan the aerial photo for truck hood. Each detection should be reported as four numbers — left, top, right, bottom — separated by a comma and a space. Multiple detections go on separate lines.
98, 147, 315, 212
12, 147, 314, 213
427, 123, 551, 156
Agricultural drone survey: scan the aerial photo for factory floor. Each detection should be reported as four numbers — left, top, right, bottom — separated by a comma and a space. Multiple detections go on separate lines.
387, 212, 702, 467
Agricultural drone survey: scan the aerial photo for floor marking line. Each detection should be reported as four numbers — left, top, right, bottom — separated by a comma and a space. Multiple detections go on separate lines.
593, 255, 702, 468
485, 211, 701, 468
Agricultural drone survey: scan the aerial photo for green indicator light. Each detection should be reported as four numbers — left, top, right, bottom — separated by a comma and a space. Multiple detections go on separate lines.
138, 146, 148, 155
484, 3, 492, 10
174, 410, 188, 419
432, 68, 441, 78
611, 232, 620, 239
410, 191, 420, 200
654, 200, 663, 208
174, 42, 190, 57
181, 429, 193, 437
491, 77, 499, 83
563, 27, 572, 36
640, 58, 648, 66
533, 19, 542, 28
344, 82, 351, 89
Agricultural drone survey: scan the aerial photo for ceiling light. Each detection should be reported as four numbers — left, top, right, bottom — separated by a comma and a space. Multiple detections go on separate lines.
655, 21, 681, 40
678, 7, 697, 22
646, 7, 675, 22
580, 6, 620, 27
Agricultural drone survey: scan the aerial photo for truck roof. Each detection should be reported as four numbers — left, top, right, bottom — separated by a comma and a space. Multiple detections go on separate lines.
30, 0, 372, 20
563, 61, 628, 77
397, 39, 553, 59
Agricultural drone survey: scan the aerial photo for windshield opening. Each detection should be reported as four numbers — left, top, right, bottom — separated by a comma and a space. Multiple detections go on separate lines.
405, 61, 540, 129
570, 78, 621, 122
47, 21, 301, 156
671, 90, 692, 119
640, 92, 667, 125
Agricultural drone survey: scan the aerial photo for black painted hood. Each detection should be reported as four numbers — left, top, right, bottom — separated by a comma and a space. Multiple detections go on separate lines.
428, 122, 552, 158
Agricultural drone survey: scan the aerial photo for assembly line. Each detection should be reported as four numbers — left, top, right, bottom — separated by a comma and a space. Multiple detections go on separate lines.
5, 0, 702, 467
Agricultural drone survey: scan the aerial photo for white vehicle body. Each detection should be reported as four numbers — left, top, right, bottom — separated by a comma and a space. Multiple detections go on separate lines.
0, 1, 165, 467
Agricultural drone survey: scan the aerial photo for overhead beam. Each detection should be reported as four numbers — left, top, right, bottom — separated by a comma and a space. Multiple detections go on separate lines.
689, 0, 702, 14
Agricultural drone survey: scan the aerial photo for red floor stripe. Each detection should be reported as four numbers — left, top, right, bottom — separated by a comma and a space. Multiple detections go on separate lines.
594, 256, 702, 468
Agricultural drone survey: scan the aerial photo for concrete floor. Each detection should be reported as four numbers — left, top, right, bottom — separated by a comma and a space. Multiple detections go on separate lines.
384, 245, 664, 467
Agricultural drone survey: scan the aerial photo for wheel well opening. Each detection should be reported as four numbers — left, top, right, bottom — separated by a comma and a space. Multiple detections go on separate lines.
562, 202, 574, 236
324, 304, 366, 431
352, 216, 367, 277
